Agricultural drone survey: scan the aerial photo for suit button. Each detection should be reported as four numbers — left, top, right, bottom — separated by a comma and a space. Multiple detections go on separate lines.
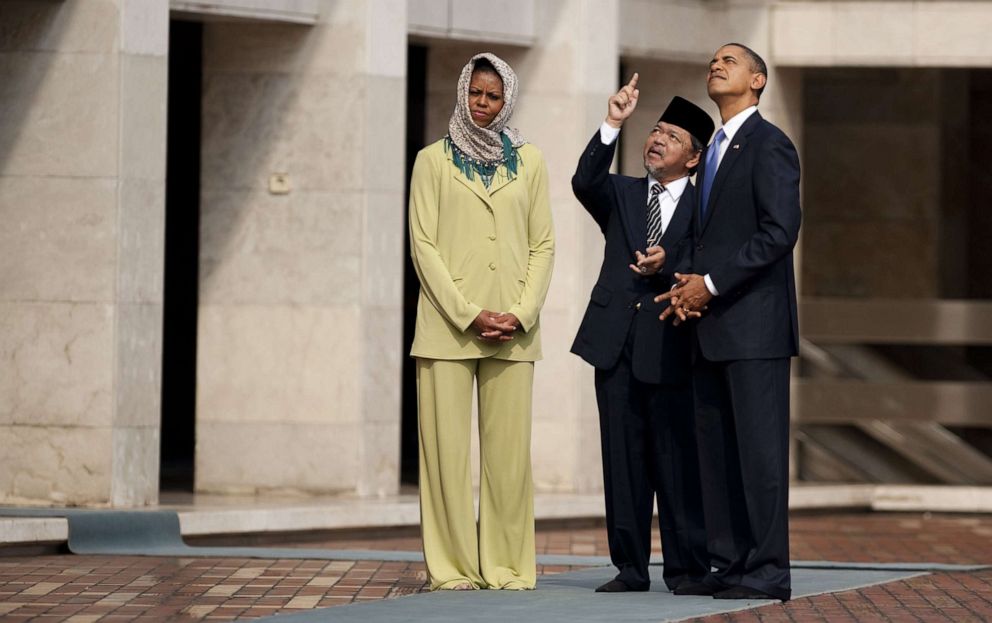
696, 243, 704, 251
489, 234, 496, 241
489, 263, 496, 270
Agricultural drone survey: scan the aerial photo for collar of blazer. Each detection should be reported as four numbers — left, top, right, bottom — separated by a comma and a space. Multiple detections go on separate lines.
696, 111, 764, 236
619, 177, 649, 254
660, 182, 694, 250
452, 160, 519, 209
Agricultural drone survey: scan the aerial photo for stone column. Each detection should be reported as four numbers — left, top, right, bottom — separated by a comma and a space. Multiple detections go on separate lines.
518, 0, 621, 494
195, 0, 406, 496
0, 0, 168, 506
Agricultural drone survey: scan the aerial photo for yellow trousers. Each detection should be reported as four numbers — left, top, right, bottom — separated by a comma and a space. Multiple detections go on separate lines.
416, 357, 536, 590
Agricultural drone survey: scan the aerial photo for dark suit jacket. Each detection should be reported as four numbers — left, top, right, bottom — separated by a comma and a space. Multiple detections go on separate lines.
570, 131, 693, 385
691, 111, 801, 362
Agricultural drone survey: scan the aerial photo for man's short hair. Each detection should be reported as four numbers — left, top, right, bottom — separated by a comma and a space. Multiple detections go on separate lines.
689, 134, 703, 153
725, 42, 767, 99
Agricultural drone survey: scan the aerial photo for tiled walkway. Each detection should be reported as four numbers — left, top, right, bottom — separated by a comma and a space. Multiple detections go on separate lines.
0, 512, 990, 621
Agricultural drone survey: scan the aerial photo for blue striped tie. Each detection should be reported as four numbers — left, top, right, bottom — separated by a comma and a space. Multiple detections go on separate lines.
700, 128, 726, 221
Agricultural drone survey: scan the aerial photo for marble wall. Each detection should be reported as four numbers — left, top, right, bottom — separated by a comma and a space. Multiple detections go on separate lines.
409, 0, 535, 45
0, 0, 168, 506
772, 1, 992, 68
195, 0, 406, 497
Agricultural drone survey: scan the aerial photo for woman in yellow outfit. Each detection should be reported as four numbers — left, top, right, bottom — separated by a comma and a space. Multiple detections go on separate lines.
408, 52, 554, 591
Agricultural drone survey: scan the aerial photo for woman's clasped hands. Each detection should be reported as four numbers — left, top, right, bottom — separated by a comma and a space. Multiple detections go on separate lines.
472, 310, 520, 342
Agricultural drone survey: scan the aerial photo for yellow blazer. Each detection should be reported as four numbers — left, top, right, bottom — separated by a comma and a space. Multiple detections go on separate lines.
409, 138, 554, 361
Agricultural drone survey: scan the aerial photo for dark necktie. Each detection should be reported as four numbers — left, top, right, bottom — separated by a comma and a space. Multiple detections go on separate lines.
646, 183, 664, 247
700, 127, 726, 221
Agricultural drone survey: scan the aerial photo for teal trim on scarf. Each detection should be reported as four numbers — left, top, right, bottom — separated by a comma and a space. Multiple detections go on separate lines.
445, 134, 521, 188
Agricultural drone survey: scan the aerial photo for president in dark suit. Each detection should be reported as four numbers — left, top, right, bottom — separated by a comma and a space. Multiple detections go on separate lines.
571, 74, 715, 594
658, 43, 801, 602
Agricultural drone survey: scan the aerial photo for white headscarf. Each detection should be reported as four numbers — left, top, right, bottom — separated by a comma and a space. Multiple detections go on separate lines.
447, 52, 526, 164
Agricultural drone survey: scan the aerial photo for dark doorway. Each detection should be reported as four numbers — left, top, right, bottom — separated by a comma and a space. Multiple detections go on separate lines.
966, 70, 992, 300
160, 20, 203, 492
401, 44, 428, 486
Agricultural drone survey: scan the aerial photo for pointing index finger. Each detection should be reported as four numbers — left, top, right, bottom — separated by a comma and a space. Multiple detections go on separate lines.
627, 72, 639, 90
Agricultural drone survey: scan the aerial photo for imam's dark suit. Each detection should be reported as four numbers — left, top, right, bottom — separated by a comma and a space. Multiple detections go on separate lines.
691, 111, 801, 601
571, 130, 708, 591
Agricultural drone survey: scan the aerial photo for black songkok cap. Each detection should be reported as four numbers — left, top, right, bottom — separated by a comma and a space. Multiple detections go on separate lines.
658, 96, 715, 146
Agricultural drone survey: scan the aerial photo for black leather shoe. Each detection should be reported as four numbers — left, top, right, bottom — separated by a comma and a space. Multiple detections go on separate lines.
713, 586, 780, 601
595, 579, 645, 593
673, 580, 715, 596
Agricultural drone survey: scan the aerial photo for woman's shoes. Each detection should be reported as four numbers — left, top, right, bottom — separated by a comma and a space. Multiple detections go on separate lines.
495, 580, 533, 591
435, 580, 534, 590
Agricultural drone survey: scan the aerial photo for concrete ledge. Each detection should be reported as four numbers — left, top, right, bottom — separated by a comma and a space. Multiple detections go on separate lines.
873, 485, 992, 513
408, 0, 535, 46
790, 484, 877, 510
178, 498, 421, 537
770, 1, 992, 68
3, 486, 991, 547
170, 0, 319, 24
0, 517, 67, 545
176, 493, 606, 537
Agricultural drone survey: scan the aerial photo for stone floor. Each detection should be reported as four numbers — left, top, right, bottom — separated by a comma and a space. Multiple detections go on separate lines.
0, 512, 990, 621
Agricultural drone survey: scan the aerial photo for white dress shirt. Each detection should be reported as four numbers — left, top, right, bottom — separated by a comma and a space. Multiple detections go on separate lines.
709, 105, 757, 170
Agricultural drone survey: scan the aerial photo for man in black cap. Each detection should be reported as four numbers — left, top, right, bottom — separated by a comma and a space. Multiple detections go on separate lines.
571, 74, 714, 594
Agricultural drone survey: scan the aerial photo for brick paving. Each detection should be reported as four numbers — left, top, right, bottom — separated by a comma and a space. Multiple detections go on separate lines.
0, 512, 990, 621
789, 512, 992, 565
0, 556, 428, 621
685, 570, 992, 623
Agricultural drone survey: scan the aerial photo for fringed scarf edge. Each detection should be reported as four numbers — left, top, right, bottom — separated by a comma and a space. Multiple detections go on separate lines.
444, 133, 523, 188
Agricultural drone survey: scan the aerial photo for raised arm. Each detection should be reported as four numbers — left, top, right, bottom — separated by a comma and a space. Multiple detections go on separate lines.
571, 73, 640, 231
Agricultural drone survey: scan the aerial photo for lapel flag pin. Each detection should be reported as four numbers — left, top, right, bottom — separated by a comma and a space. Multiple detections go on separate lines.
732, 144, 740, 149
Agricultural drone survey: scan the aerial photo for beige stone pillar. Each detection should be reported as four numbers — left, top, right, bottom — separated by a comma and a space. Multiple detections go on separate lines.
195, 0, 406, 496
519, 0, 621, 494
0, 0, 169, 506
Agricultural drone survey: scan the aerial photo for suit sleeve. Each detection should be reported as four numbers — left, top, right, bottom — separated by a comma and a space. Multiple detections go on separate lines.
708, 133, 801, 294
408, 150, 482, 332
508, 150, 555, 332
571, 131, 618, 233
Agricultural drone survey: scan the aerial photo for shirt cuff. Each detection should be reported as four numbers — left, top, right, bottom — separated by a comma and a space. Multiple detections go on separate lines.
599, 122, 620, 145
704, 274, 719, 296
